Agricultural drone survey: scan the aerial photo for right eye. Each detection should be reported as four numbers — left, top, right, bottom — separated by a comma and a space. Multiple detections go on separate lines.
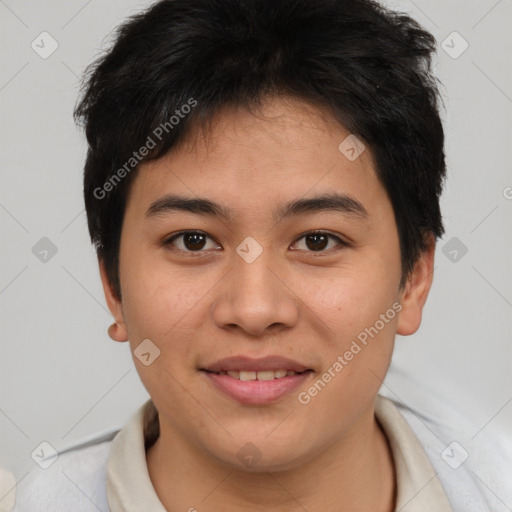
163, 231, 222, 253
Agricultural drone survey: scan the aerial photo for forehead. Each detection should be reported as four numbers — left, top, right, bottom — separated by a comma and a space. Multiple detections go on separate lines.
126, 96, 386, 220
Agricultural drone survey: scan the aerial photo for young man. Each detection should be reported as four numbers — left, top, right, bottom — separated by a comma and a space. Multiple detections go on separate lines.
10, 0, 501, 510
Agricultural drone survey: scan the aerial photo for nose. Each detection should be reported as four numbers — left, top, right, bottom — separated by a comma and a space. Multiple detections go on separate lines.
211, 248, 300, 338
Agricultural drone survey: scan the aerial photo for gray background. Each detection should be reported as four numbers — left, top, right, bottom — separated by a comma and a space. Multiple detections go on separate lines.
1, 0, 511, 504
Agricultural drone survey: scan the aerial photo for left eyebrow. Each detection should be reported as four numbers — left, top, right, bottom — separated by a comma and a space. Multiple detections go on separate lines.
274, 193, 369, 222
145, 192, 369, 222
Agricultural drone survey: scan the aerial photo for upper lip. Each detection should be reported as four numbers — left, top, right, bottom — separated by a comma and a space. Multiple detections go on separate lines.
202, 356, 312, 373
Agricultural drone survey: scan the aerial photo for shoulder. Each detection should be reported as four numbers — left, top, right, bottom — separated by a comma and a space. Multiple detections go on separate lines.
379, 393, 512, 512
12, 433, 117, 512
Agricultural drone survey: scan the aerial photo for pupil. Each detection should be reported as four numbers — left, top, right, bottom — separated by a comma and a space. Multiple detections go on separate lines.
184, 233, 206, 250
306, 234, 328, 251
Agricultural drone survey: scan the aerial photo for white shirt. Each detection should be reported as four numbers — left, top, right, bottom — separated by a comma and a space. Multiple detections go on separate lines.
7, 395, 506, 511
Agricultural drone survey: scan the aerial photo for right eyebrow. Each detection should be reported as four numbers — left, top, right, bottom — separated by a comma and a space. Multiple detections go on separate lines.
145, 194, 232, 221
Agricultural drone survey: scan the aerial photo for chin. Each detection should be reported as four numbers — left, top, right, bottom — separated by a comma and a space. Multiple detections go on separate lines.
208, 436, 313, 474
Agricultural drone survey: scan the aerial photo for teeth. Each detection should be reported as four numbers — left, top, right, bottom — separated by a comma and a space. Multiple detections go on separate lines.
256, 371, 275, 381
219, 369, 299, 380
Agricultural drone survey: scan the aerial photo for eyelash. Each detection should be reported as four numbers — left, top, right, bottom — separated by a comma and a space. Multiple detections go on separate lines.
162, 230, 348, 255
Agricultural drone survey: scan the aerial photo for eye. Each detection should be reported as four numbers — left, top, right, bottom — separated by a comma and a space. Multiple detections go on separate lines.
163, 230, 346, 254
291, 231, 347, 252
164, 231, 221, 252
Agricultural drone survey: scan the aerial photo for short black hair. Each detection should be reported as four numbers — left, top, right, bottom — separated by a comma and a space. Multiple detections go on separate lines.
75, 0, 446, 300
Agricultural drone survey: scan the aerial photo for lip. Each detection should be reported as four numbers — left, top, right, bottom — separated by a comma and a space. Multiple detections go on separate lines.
202, 355, 311, 373
202, 370, 313, 405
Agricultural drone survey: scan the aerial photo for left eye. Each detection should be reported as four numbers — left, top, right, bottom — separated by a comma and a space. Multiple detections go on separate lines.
291, 231, 346, 252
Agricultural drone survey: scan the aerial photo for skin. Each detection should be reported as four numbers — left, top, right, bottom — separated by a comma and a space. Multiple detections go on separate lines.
100, 95, 435, 512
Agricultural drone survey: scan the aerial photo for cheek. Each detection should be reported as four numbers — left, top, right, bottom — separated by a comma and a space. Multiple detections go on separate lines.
119, 249, 214, 355
296, 290, 397, 425
119, 258, 213, 415
296, 257, 399, 335
292, 256, 399, 389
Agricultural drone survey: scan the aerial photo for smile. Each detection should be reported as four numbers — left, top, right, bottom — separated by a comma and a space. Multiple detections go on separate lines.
201, 368, 314, 405
206, 369, 304, 380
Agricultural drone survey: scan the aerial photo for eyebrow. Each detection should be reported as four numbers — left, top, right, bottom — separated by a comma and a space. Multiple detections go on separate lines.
145, 192, 369, 222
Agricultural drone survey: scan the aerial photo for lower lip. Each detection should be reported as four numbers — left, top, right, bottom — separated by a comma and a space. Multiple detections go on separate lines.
202, 371, 313, 405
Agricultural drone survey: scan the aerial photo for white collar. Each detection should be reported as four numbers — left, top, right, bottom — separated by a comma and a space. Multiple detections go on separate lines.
106, 395, 453, 511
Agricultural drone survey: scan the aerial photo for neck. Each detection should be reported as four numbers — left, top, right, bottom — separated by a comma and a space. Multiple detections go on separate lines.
146, 402, 396, 512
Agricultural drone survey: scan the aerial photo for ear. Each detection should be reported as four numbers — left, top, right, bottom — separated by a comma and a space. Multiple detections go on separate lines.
396, 234, 436, 336
98, 258, 129, 342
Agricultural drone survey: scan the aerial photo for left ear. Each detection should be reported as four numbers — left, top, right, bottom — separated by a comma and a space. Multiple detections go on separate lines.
396, 233, 436, 336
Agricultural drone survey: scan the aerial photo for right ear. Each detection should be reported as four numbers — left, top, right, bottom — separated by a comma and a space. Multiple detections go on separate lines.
99, 258, 129, 342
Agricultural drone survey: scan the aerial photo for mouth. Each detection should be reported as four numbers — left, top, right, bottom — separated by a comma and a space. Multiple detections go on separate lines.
202, 369, 311, 380
200, 356, 314, 405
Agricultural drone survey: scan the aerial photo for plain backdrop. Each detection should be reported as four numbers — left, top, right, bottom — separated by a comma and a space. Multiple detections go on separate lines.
1, 0, 511, 500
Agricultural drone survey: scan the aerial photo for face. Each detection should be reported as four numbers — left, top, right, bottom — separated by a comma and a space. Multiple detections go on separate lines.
101, 95, 434, 471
